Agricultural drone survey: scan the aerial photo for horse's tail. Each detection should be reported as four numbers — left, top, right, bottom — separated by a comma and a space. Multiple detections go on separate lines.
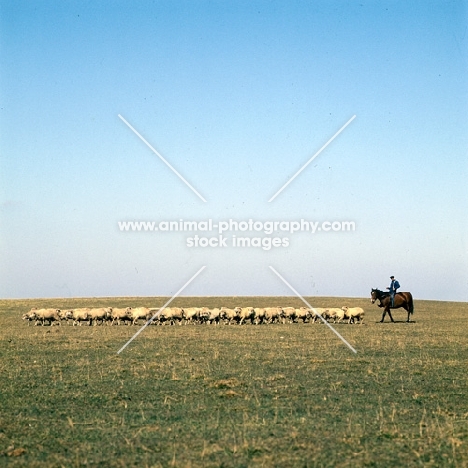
408, 294, 414, 314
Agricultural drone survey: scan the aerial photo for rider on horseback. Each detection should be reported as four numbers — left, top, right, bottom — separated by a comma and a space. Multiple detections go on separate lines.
387, 276, 400, 307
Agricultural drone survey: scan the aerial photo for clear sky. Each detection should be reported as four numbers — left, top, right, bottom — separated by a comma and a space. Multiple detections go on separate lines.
1, 0, 467, 301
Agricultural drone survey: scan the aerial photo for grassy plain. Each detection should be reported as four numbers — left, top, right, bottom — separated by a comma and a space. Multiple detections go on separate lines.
0, 297, 467, 467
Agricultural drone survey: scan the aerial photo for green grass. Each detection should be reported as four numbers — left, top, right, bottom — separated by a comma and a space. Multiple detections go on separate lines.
1, 297, 467, 467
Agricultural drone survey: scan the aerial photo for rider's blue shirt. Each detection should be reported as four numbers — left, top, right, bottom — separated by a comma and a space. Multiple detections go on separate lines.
389, 280, 400, 292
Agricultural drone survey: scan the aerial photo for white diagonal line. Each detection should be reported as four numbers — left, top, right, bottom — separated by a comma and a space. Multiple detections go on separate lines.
117, 266, 206, 354
268, 115, 356, 202
269, 266, 357, 354
118, 114, 207, 202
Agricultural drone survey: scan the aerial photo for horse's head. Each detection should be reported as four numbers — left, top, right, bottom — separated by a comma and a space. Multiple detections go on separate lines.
370, 288, 379, 303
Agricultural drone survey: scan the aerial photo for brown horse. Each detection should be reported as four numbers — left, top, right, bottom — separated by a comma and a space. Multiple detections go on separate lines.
371, 288, 414, 323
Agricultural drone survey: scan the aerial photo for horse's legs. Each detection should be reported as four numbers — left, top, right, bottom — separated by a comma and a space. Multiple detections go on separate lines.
387, 309, 395, 322
405, 306, 411, 323
380, 310, 387, 322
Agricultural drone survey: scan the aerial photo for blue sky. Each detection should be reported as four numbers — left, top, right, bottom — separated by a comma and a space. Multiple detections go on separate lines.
1, 0, 467, 301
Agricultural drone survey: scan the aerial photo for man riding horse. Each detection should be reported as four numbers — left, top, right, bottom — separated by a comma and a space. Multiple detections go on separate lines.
387, 276, 400, 307
371, 276, 414, 323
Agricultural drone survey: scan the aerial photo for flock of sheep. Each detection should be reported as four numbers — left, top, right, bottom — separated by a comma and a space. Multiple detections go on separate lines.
22, 305, 364, 326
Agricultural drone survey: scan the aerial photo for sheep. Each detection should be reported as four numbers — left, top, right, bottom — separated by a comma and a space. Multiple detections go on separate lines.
170, 307, 184, 325
295, 307, 311, 323
220, 307, 238, 325
68, 308, 91, 326
156, 307, 172, 325
110, 307, 132, 326
22, 310, 36, 326
182, 307, 201, 324
323, 308, 346, 323
234, 307, 255, 325
128, 307, 153, 326
208, 307, 221, 325
254, 308, 266, 325
158, 307, 184, 325
264, 307, 282, 324
28, 308, 61, 326
88, 307, 112, 326
281, 307, 296, 324
196, 307, 221, 325
309, 307, 328, 323
342, 306, 364, 324
20, 304, 367, 327
198, 307, 211, 323
58, 309, 71, 325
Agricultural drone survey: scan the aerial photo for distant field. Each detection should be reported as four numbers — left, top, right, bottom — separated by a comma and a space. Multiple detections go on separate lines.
0, 297, 467, 467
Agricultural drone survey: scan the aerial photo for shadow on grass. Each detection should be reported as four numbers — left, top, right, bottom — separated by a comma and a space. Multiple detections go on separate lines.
375, 320, 416, 324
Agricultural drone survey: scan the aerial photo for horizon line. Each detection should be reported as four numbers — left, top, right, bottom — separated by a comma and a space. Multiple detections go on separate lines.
0, 295, 464, 303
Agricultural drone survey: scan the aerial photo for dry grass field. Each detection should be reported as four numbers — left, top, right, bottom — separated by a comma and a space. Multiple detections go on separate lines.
0, 296, 467, 467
